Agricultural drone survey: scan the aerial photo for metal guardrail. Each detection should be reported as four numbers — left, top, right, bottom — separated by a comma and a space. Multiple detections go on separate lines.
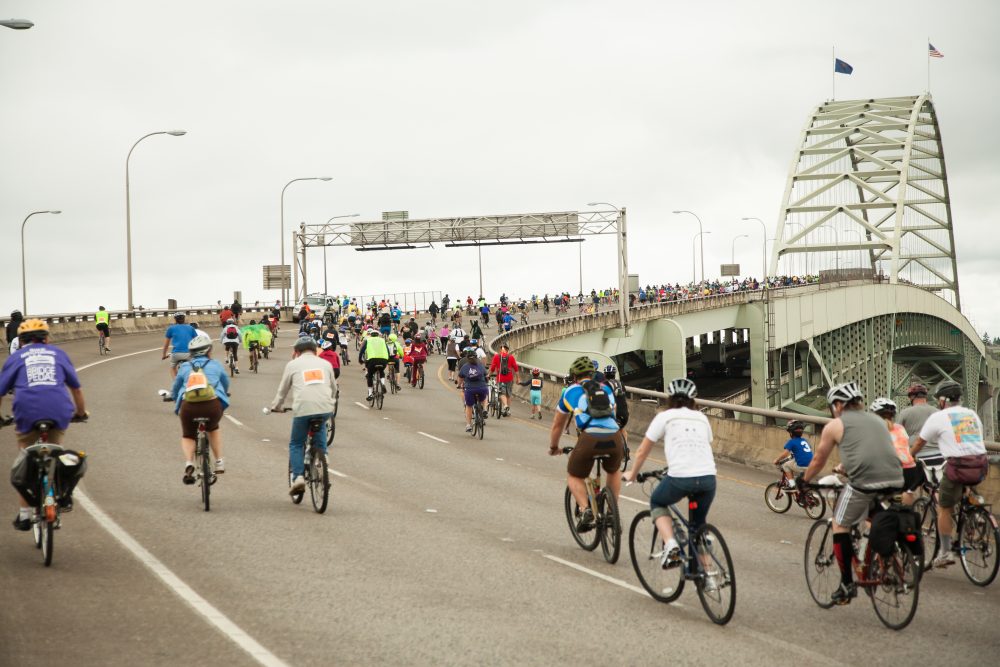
1, 305, 272, 329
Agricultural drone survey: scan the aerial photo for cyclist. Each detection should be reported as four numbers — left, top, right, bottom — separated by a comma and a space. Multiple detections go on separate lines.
390, 303, 402, 330
458, 348, 489, 432
219, 318, 242, 374
488, 343, 518, 417
899, 382, 941, 486
385, 333, 401, 390
501, 310, 515, 332
269, 337, 337, 496
518, 367, 544, 420
774, 420, 812, 488
170, 334, 229, 483
95, 306, 112, 352
623, 378, 714, 570
603, 365, 629, 428
470, 338, 488, 362
798, 382, 904, 604
0, 319, 88, 528
409, 334, 429, 386
358, 330, 390, 399
550, 356, 625, 530
378, 310, 392, 336
868, 398, 918, 505
911, 380, 988, 568
5, 309, 24, 351
401, 339, 413, 381
162, 312, 198, 381
428, 300, 439, 325
319, 335, 342, 379
241, 319, 264, 364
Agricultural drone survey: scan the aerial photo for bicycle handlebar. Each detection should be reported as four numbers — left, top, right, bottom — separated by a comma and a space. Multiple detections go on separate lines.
0, 416, 13, 428
262, 407, 293, 414
636, 467, 668, 483
561, 446, 574, 454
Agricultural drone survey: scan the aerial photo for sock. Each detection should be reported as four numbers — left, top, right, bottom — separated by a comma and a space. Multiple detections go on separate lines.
832, 533, 854, 585
664, 538, 679, 553
18, 508, 30, 520
941, 534, 953, 553
185, 461, 194, 469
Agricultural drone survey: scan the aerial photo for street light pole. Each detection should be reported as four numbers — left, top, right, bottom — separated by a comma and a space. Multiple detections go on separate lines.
741, 217, 768, 279
280, 177, 332, 308
322, 212, 359, 296
692, 231, 711, 283
731, 234, 750, 265
673, 210, 705, 283
478, 245, 483, 298
578, 242, 583, 295
820, 224, 840, 273
126, 130, 186, 310
21, 210, 61, 313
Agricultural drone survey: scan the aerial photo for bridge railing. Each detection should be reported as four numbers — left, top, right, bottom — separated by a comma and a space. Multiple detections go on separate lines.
0, 305, 273, 329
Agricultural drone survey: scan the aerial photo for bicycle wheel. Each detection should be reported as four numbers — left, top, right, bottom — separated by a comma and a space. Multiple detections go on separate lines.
958, 507, 1000, 586
477, 408, 485, 440
803, 519, 838, 609
764, 482, 792, 513
564, 487, 599, 552
229, 355, 235, 377
308, 448, 330, 514
693, 524, 736, 625
802, 489, 826, 520
326, 415, 336, 446
912, 497, 938, 572
42, 518, 54, 567
597, 489, 622, 564
388, 368, 397, 394
628, 510, 684, 603
418, 367, 425, 389
376, 383, 384, 410
200, 448, 211, 512
867, 545, 920, 630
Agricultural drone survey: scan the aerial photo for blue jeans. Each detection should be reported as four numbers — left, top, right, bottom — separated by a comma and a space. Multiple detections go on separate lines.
288, 413, 330, 477
649, 475, 717, 533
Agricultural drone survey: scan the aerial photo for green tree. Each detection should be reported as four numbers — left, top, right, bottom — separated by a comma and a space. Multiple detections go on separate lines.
983, 332, 991, 345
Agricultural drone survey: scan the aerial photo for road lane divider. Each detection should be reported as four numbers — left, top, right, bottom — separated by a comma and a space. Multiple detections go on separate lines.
417, 431, 449, 444
225, 414, 245, 427
354, 402, 370, 410
76, 347, 161, 371
75, 490, 290, 667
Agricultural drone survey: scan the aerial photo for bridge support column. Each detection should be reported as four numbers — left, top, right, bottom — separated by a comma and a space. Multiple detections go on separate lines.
648, 320, 686, 389
686, 337, 695, 357
699, 333, 709, 350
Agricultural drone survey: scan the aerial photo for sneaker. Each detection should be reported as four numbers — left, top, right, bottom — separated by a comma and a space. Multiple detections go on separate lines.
367, 390, 373, 399
831, 581, 857, 605
183, 464, 195, 485
933, 553, 956, 568
12, 514, 30, 531
465, 424, 473, 433
576, 508, 595, 533
702, 569, 721, 592
234, 368, 240, 374
162, 394, 175, 403
57, 497, 73, 512
104, 347, 111, 353
660, 546, 682, 569
289, 475, 306, 495
215, 459, 225, 474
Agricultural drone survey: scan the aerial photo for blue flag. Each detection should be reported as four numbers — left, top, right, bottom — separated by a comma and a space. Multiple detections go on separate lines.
834, 58, 853, 75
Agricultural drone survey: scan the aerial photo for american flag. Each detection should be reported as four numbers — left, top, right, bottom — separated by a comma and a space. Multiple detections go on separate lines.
928, 43, 944, 58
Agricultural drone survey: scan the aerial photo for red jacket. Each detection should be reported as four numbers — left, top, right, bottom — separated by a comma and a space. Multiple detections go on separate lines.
410, 342, 429, 362
319, 349, 341, 377
219, 308, 234, 324
489, 352, 518, 383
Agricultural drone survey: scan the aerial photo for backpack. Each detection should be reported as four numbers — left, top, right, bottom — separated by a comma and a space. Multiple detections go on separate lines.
224, 325, 239, 340
183, 359, 217, 403
578, 379, 614, 428
499, 355, 510, 376
607, 378, 630, 427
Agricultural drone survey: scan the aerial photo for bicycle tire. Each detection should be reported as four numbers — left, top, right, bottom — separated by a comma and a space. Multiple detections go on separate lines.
912, 497, 938, 572
477, 405, 485, 440
262, 345, 269, 359
418, 368, 425, 389
200, 445, 211, 512
959, 506, 1000, 586
694, 524, 736, 625
327, 415, 336, 446
564, 487, 599, 552
309, 448, 330, 514
628, 510, 684, 602
803, 519, 838, 609
376, 384, 384, 410
388, 367, 397, 394
802, 489, 826, 520
764, 482, 792, 513
598, 489, 621, 564
42, 518, 54, 567
867, 545, 920, 630
33, 511, 42, 549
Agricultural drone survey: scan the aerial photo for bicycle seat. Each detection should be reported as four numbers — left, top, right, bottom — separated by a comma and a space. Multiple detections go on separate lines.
307, 418, 325, 430
192, 417, 211, 424
32, 420, 58, 432
592, 454, 612, 460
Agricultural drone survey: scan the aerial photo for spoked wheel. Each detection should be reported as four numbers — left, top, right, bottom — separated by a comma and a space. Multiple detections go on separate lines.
32, 513, 43, 549
289, 471, 304, 505
200, 452, 212, 512
628, 510, 684, 602
229, 359, 235, 377
308, 449, 330, 514
764, 482, 792, 514
597, 489, 621, 564
564, 487, 599, 551
262, 346, 269, 359
327, 415, 336, 446
867, 546, 920, 630
376, 385, 384, 410
802, 489, 827, 520
478, 410, 485, 440
418, 368, 425, 389
913, 498, 938, 573
803, 519, 838, 609
41, 518, 54, 567
389, 371, 398, 395
693, 524, 736, 625
959, 507, 1000, 586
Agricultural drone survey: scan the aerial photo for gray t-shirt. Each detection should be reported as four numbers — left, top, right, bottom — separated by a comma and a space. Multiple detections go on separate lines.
898, 402, 939, 458
839, 410, 904, 490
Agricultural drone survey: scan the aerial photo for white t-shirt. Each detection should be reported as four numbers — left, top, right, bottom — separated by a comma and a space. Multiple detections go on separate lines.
474, 347, 488, 360
918, 406, 986, 458
451, 328, 466, 340
643, 407, 716, 477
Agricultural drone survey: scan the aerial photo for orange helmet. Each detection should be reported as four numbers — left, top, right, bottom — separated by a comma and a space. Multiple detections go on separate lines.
17, 319, 48, 336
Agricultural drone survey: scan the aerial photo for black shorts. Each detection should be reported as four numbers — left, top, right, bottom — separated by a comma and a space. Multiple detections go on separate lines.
447, 358, 457, 371
96, 323, 110, 335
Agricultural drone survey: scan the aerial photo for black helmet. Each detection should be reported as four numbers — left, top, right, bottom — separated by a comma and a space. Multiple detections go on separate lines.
10, 309, 22, 319
786, 420, 806, 433
294, 337, 318, 353
933, 380, 962, 401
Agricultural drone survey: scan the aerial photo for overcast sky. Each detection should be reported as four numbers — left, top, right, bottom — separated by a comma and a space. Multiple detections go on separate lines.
2, 1, 998, 333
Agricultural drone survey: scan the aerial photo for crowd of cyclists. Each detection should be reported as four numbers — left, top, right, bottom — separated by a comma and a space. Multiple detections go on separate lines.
1, 282, 994, 629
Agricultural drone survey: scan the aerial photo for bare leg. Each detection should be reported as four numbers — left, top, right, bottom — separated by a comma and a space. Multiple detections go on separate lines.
181, 437, 195, 461
567, 475, 589, 511
207, 429, 223, 459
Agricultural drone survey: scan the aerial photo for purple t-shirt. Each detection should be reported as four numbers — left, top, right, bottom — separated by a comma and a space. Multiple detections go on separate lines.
0, 343, 81, 432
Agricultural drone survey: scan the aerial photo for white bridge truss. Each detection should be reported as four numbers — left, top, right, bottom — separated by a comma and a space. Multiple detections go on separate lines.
770, 94, 961, 309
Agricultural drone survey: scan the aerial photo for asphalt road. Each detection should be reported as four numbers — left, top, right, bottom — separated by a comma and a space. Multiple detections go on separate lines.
1, 325, 998, 666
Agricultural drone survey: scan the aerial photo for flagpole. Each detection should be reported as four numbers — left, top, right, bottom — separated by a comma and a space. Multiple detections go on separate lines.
832, 46, 835, 100
927, 37, 931, 92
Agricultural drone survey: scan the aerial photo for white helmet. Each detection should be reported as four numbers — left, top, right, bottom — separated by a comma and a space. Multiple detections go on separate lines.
869, 397, 897, 414
826, 382, 863, 405
666, 377, 697, 399
188, 334, 213, 356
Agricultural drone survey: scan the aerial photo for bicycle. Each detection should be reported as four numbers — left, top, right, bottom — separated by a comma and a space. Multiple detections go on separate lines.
367, 364, 386, 410
248, 342, 260, 373
327, 388, 340, 447
3, 415, 88, 567
520, 311, 529, 325
803, 485, 920, 630
412, 362, 425, 389
487, 377, 501, 419
627, 467, 736, 625
562, 446, 621, 564
267, 409, 330, 513
764, 463, 825, 519
226, 346, 237, 377
387, 362, 399, 395
471, 398, 486, 440
98, 330, 108, 356
191, 417, 215, 512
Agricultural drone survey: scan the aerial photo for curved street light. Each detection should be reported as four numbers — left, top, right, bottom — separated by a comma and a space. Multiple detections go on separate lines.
731, 234, 750, 265
674, 210, 706, 283
692, 231, 711, 284
280, 177, 332, 307
741, 217, 769, 279
1, 19, 33, 29
21, 210, 61, 313
126, 130, 186, 310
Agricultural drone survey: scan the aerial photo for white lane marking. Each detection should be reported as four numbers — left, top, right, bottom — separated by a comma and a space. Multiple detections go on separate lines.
225, 414, 244, 427
619, 495, 647, 506
417, 431, 449, 444
354, 402, 370, 410
542, 553, 652, 598
330, 469, 348, 478
77, 347, 161, 371
75, 490, 289, 667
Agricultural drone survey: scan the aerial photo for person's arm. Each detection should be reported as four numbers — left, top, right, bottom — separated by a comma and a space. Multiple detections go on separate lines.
622, 436, 657, 482
802, 419, 842, 483
270, 364, 294, 411
69, 387, 87, 417
549, 411, 571, 454
162, 335, 171, 359
910, 436, 927, 457
774, 442, 792, 465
